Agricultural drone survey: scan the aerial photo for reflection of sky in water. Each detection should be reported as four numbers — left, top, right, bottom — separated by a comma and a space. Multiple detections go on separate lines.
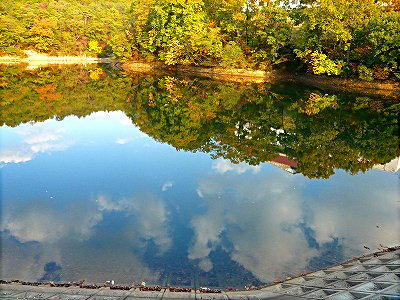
1, 111, 399, 287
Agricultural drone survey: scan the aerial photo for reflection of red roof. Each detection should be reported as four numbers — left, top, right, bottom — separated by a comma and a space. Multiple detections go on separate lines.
272, 155, 298, 168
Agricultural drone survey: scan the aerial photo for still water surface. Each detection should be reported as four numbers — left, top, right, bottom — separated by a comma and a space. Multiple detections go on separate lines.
1, 66, 399, 288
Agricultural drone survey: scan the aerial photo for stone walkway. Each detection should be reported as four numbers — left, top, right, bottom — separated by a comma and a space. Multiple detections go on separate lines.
1, 249, 399, 299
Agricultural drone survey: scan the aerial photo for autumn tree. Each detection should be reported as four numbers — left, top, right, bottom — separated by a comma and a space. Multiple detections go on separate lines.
132, 0, 223, 65
293, 0, 400, 80
0, 0, 134, 59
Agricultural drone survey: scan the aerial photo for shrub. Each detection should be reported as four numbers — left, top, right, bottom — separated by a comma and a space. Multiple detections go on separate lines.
357, 65, 374, 81
220, 41, 245, 68
296, 50, 344, 76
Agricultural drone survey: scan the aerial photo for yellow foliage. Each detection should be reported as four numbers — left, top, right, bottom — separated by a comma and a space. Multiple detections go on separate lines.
89, 68, 104, 80
30, 18, 57, 38
233, 12, 246, 22
34, 84, 62, 100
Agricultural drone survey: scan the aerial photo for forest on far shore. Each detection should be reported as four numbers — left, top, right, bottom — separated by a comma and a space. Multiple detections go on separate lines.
1, 0, 399, 81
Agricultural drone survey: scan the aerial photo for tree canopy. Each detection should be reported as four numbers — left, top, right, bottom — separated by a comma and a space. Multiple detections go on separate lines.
0, 0, 134, 59
1, 0, 399, 79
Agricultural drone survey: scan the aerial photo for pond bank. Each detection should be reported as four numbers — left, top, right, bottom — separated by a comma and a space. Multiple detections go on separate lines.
1, 54, 398, 99
122, 61, 269, 83
122, 62, 400, 99
0, 51, 116, 68
283, 73, 400, 99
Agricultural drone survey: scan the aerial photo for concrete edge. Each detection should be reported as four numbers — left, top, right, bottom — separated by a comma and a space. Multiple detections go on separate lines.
1, 247, 398, 299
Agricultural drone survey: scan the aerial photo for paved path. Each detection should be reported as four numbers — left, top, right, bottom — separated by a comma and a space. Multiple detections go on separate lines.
1, 249, 399, 299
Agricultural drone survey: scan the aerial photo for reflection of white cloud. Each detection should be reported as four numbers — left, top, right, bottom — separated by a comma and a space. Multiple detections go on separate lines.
0, 126, 70, 164
0, 197, 161, 284
1, 234, 62, 281
189, 169, 400, 281
0, 152, 32, 163
196, 188, 204, 198
189, 209, 224, 262
1, 229, 160, 284
91, 111, 133, 127
2, 201, 102, 243
162, 181, 173, 192
212, 159, 261, 175
115, 138, 131, 145
23, 131, 62, 145
97, 194, 172, 254
189, 172, 315, 280
1, 192, 169, 283
30, 142, 68, 153
306, 172, 400, 256
199, 258, 213, 272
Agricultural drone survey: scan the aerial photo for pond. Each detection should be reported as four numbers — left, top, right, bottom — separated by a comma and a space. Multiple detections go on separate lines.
0, 65, 399, 288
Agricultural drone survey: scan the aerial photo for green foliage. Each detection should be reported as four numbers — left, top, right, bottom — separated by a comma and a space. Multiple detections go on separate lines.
293, 0, 400, 80
292, 92, 338, 115
246, 5, 292, 66
0, 65, 132, 126
1, 66, 399, 179
202, 0, 247, 45
133, 0, 222, 65
354, 9, 400, 80
125, 74, 400, 178
296, 50, 344, 75
220, 41, 245, 68
202, 1, 292, 68
357, 65, 374, 82
0, 0, 399, 80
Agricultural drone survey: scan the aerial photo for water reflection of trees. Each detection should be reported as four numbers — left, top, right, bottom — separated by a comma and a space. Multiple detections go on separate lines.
1, 66, 399, 179
129, 76, 399, 179
0, 66, 132, 126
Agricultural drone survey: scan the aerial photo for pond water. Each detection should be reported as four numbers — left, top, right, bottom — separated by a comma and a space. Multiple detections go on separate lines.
0, 65, 399, 288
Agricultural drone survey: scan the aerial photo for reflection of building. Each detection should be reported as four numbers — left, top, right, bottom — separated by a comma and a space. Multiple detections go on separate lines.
268, 156, 400, 175
268, 154, 298, 174
373, 157, 400, 173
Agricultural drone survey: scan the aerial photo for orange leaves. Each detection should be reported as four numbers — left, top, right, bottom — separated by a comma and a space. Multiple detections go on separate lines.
38, 3, 49, 9
30, 18, 57, 38
34, 84, 61, 101
383, 0, 400, 11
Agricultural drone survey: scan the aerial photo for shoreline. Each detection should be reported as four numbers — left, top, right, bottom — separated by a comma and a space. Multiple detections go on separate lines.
1, 247, 399, 298
0, 57, 115, 64
282, 73, 400, 99
122, 62, 400, 99
0, 52, 117, 69
0, 52, 115, 64
122, 62, 270, 83
1, 55, 398, 98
